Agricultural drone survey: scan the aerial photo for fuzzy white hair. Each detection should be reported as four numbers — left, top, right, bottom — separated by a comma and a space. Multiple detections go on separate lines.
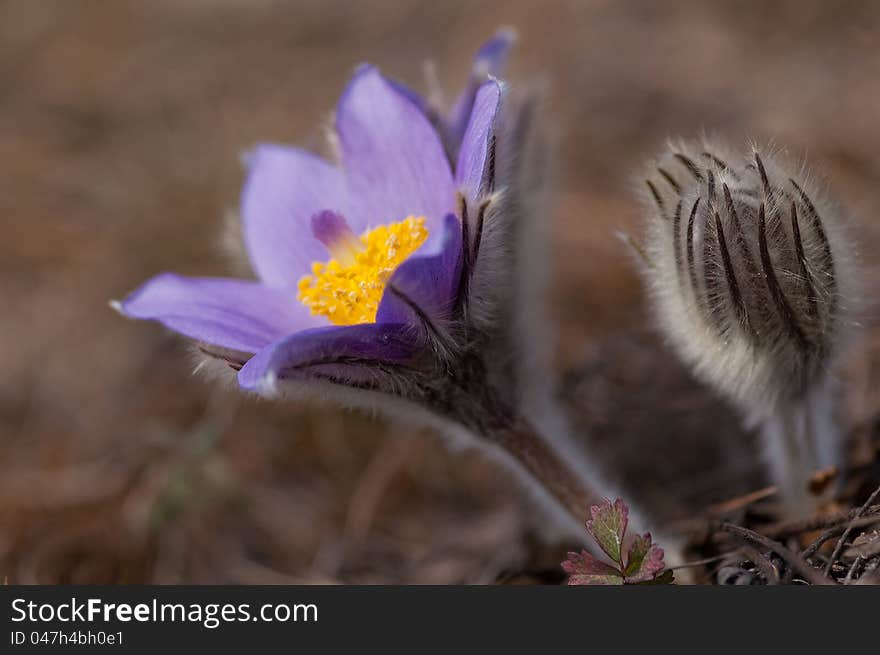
638, 138, 862, 517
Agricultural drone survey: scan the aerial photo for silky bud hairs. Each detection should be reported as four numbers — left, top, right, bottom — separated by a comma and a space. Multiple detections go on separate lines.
638, 139, 861, 517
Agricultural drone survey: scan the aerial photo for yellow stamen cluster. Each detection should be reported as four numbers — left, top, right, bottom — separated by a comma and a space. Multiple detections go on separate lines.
297, 216, 428, 325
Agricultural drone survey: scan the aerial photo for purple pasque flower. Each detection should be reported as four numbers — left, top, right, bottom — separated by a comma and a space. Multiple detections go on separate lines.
116, 65, 503, 400
113, 36, 669, 550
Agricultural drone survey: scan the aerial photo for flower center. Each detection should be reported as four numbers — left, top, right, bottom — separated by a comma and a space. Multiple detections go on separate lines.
297, 215, 428, 325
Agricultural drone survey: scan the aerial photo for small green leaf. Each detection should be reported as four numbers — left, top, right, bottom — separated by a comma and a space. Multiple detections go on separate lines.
624, 532, 666, 583
562, 497, 673, 586
562, 550, 625, 586
586, 497, 628, 566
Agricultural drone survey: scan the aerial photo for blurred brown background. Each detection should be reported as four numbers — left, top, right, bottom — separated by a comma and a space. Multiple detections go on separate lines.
2, 0, 879, 583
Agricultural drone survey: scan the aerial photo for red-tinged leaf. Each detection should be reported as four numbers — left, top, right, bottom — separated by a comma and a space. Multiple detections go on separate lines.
624, 532, 666, 583
586, 497, 628, 566
562, 550, 624, 586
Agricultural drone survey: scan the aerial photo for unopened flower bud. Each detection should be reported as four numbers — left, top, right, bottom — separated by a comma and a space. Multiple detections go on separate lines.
638, 140, 861, 516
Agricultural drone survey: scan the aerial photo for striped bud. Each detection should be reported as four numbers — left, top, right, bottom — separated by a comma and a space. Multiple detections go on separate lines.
641, 140, 858, 411
638, 140, 861, 516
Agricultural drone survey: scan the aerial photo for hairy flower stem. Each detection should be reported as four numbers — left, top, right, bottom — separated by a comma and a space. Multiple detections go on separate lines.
432, 353, 622, 532
430, 351, 650, 539
758, 379, 841, 517
487, 418, 600, 524
472, 414, 667, 549
480, 415, 691, 569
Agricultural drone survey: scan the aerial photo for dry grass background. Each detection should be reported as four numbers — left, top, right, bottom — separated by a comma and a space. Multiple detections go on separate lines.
1, 0, 879, 583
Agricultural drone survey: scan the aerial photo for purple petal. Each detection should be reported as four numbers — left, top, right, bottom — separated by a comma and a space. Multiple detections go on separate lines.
336, 65, 454, 246
473, 27, 517, 74
455, 79, 503, 202
447, 27, 516, 148
238, 322, 420, 393
241, 144, 344, 288
376, 213, 462, 326
383, 76, 431, 120
116, 273, 326, 354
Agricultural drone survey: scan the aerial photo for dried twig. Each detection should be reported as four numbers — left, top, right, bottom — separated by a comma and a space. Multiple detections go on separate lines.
738, 543, 780, 584
802, 516, 880, 559
843, 556, 863, 584
668, 552, 739, 571
716, 522, 835, 585
823, 484, 880, 576
764, 504, 880, 539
